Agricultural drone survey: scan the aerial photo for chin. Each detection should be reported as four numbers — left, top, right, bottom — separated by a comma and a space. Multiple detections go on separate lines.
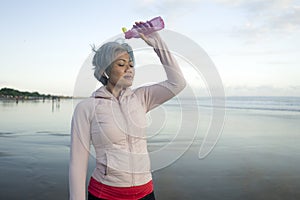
125, 82, 133, 87
119, 82, 132, 89
118, 78, 134, 88
124, 80, 133, 87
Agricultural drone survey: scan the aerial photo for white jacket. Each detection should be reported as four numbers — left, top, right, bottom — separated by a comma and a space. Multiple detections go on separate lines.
69, 36, 186, 200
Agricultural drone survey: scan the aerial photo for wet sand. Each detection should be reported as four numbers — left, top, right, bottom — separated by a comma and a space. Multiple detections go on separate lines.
1, 107, 300, 199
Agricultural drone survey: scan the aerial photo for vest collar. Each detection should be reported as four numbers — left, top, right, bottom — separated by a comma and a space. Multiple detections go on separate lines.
92, 86, 133, 100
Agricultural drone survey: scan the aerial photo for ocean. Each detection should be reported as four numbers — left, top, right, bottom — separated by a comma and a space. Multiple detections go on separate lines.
0, 96, 300, 199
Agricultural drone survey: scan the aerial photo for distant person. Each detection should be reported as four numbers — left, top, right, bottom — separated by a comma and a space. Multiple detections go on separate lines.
69, 22, 186, 200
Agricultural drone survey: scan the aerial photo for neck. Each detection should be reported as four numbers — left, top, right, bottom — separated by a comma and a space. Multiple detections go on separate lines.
106, 82, 124, 99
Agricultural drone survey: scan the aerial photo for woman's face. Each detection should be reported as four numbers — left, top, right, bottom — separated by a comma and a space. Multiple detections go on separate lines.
108, 52, 135, 88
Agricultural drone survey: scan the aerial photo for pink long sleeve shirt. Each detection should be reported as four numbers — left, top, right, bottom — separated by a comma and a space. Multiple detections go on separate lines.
69, 36, 186, 200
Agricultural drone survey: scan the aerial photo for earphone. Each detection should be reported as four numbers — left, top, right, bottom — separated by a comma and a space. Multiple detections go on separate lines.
103, 71, 109, 79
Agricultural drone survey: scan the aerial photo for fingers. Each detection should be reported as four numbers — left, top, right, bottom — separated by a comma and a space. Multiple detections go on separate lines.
135, 21, 150, 32
135, 22, 148, 41
133, 21, 157, 47
135, 21, 144, 27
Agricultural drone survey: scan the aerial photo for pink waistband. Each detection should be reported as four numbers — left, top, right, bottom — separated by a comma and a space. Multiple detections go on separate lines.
88, 177, 153, 200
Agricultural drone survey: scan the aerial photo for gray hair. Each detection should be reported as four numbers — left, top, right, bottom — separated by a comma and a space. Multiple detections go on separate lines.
92, 41, 135, 85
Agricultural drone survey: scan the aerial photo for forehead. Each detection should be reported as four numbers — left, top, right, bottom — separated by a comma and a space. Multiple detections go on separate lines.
114, 51, 133, 62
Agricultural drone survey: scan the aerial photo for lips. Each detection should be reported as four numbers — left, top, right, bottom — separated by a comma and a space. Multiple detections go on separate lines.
123, 75, 133, 80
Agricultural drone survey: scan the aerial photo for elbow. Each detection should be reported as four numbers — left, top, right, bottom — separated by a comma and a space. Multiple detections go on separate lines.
176, 75, 187, 92
181, 77, 187, 90
171, 77, 186, 95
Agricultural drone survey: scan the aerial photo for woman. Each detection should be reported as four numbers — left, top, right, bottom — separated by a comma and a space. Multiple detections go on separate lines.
69, 22, 186, 200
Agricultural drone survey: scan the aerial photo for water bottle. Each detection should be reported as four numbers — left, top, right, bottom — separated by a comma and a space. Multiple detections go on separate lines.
122, 16, 165, 39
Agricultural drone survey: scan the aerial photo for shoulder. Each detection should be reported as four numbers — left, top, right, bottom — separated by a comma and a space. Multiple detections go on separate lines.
73, 98, 96, 117
132, 85, 151, 96
75, 97, 95, 107
132, 86, 147, 100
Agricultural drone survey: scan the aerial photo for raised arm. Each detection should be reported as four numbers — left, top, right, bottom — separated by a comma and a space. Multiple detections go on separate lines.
135, 31, 186, 112
69, 101, 91, 200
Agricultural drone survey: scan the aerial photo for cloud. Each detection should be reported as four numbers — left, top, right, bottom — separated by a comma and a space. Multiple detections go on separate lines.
132, 0, 201, 22
215, 0, 300, 41
268, 6, 300, 31
131, 0, 299, 42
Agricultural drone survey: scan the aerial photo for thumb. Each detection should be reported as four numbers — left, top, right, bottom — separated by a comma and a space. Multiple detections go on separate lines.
139, 33, 151, 46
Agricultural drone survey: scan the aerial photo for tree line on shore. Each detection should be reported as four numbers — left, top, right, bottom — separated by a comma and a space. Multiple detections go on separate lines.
0, 87, 71, 100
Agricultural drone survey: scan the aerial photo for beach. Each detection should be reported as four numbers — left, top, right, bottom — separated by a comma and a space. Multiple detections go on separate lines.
0, 97, 300, 200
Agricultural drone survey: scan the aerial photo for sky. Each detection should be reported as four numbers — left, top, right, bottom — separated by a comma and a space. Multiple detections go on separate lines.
0, 0, 299, 96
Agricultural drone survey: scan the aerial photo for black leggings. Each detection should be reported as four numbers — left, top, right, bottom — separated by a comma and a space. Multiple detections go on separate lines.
88, 191, 156, 200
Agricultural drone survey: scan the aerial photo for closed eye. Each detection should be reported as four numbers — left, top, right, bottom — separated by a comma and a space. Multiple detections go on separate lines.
117, 62, 134, 68
116, 59, 134, 67
129, 62, 134, 68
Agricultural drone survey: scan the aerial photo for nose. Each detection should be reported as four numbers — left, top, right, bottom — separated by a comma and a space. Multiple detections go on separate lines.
125, 64, 133, 73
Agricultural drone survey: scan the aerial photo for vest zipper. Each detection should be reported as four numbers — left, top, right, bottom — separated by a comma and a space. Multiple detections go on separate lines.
118, 95, 135, 186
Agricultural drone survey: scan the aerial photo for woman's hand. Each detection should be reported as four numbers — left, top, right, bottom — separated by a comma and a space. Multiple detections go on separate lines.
134, 21, 162, 48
